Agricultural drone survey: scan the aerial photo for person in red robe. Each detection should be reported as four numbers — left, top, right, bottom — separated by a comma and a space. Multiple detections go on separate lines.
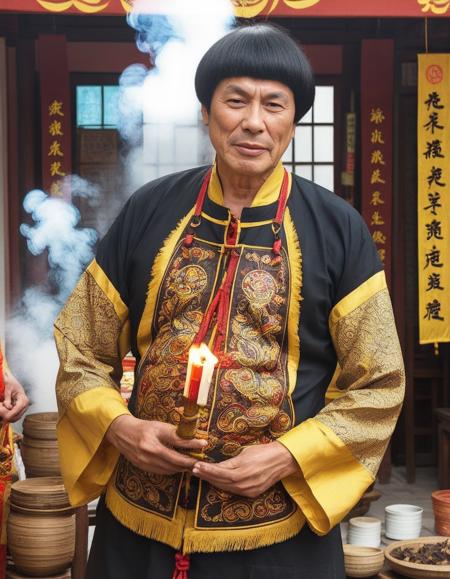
0, 346, 29, 577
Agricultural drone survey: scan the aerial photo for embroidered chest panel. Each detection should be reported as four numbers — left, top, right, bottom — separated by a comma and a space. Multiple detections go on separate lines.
114, 234, 297, 528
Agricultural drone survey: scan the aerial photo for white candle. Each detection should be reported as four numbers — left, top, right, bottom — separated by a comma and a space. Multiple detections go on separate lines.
184, 343, 217, 405
197, 343, 218, 406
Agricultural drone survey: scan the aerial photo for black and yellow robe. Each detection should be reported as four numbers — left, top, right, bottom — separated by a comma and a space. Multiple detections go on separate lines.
55, 162, 404, 565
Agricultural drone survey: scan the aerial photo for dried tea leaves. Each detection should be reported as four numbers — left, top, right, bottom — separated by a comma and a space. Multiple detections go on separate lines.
392, 540, 450, 566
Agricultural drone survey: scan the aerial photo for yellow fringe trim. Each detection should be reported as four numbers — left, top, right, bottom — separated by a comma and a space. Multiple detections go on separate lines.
106, 481, 306, 554
106, 482, 186, 550
183, 507, 305, 554
284, 208, 302, 396
136, 208, 195, 358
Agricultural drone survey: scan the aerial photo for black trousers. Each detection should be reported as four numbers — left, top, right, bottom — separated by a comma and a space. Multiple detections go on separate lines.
87, 497, 345, 579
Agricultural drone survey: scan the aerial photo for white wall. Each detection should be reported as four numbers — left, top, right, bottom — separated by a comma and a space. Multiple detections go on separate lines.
0, 38, 8, 347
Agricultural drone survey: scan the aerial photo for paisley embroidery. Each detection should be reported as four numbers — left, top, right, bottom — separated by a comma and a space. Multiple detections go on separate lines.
115, 237, 296, 527
199, 483, 294, 527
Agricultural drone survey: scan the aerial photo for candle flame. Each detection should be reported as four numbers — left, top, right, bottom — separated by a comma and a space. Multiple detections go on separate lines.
190, 343, 218, 367
184, 343, 218, 402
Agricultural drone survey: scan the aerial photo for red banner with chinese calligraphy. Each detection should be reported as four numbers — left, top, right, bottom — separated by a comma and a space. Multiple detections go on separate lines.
361, 40, 394, 288
418, 54, 450, 345
37, 35, 72, 198
0, 0, 449, 17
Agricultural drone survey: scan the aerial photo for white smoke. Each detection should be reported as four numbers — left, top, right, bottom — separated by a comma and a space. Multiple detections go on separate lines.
7, 183, 98, 413
119, 0, 234, 190
7, 1, 233, 414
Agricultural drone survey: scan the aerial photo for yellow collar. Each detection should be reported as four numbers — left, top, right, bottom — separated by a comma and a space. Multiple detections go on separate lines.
208, 162, 286, 207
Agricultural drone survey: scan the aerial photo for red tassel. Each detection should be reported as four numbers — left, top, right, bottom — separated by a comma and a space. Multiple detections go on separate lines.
172, 552, 190, 579
272, 238, 282, 256
184, 233, 194, 247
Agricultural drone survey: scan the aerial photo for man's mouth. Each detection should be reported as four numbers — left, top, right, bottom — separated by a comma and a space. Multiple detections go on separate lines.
234, 143, 268, 156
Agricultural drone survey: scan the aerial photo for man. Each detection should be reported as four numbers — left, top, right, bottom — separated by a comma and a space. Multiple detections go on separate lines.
55, 24, 404, 579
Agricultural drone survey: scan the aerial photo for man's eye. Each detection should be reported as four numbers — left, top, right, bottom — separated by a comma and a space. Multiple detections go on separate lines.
228, 98, 243, 105
267, 102, 282, 109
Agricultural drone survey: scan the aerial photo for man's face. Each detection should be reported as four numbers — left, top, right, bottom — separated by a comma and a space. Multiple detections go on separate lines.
201, 77, 296, 182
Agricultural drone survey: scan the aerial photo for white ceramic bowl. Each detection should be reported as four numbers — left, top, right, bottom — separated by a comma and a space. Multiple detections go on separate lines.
385, 504, 423, 540
348, 517, 381, 548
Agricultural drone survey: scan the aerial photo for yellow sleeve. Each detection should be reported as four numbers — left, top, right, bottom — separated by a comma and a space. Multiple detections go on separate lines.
278, 271, 405, 535
55, 261, 131, 506
57, 387, 130, 506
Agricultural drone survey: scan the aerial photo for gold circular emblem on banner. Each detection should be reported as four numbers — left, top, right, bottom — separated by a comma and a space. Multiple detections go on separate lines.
232, 0, 320, 17
283, 0, 321, 8
232, 0, 270, 18
119, 0, 134, 12
417, 0, 450, 14
37, 0, 110, 13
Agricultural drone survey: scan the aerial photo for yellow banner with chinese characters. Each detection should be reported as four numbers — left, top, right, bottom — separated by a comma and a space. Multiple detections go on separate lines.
418, 54, 450, 344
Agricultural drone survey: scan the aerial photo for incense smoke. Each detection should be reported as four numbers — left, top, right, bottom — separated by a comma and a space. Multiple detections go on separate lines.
7, 1, 233, 414
119, 0, 233, 191
7, 179, 98, 413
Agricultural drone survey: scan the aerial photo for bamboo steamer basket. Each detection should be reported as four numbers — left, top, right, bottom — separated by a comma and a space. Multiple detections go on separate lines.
7, 569, 71, 578
8, 478, 75, 577
21, 413, 61, 478
23, 413, 59, 441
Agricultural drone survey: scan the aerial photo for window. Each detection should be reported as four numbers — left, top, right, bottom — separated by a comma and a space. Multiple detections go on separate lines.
282, 85, 335, 191
141, 118, 213, 182
76, 85, 119, 129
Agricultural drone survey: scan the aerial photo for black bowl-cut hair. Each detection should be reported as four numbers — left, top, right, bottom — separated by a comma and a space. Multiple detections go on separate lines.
195, 23, 315, 124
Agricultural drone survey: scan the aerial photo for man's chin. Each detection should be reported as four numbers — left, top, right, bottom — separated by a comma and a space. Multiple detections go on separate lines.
230, 157, 275, 179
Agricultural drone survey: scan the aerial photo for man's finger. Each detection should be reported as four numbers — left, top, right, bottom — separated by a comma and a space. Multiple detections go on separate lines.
169, 431, 208, 451
158, 445, 198, 470
192, 461, 241, 484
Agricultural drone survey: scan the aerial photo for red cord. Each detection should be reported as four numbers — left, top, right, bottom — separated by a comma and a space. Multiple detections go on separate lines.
172, 552, 190, 579
189, 168, 290, 354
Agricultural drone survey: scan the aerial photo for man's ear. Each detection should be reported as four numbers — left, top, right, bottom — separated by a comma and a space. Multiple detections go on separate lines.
201, 105, 209, 126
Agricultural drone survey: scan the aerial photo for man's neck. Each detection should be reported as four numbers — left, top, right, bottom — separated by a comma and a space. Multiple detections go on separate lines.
216, 162, 271, 218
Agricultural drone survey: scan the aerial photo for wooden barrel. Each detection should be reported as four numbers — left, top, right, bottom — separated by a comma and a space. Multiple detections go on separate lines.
8, 478, 75, 577
21, 413, 60, 477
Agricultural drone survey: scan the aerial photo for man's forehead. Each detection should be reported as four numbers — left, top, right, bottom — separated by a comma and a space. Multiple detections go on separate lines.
217, 77, 293, 98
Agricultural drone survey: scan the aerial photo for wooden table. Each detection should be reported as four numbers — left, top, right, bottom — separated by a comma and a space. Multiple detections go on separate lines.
435, 408, 450, 489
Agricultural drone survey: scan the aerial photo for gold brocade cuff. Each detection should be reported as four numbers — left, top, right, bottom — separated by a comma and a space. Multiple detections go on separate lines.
329, 270, 386, 330
57, 387, 131, 506
278, 418, 374, 535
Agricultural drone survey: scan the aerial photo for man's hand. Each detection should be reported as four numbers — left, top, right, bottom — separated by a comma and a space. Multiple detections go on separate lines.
106, 415, 207, 475
192, 441, 299, 498
0, 370, 29, 423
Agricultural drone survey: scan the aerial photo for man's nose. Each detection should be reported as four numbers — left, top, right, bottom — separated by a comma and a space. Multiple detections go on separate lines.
241, 104, 265, 133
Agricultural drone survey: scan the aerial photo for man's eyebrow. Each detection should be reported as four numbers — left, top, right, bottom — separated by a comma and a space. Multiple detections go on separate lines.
265, 91, 289, 103
223, 85, 289, 103
223, 84, 251, 97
